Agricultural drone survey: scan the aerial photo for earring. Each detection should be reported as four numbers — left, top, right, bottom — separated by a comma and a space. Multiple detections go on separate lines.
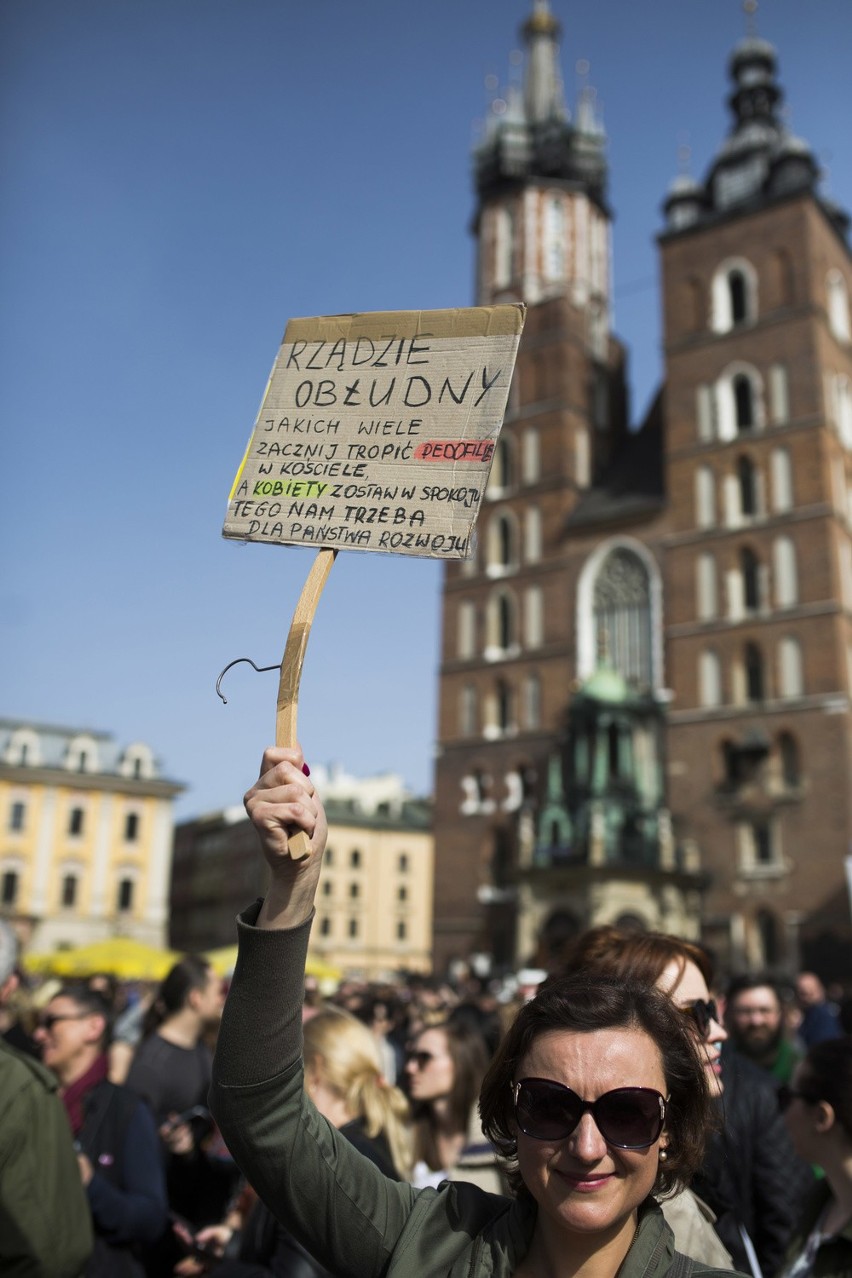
659, 1148, 668, 1162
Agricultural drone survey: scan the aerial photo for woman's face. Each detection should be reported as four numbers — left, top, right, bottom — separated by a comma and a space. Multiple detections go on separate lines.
656, 958, 726, 1097
404, 1027, 455, 1103
515, 1027, 666, 1243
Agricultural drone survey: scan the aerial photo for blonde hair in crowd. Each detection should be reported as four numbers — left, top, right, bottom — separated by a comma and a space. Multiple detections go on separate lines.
303, 1006, 413, 1181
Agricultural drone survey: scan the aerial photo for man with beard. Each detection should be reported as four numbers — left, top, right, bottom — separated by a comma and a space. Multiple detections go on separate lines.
724, 973, 801, 1084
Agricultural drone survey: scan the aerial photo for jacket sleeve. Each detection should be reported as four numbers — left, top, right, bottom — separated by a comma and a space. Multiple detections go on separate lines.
86, 1095, 168, 1244
0, 1047, 94, 1278
210, 903, 424, 1278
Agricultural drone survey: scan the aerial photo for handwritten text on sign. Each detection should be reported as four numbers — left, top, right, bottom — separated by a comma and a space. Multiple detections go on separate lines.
223, 305, 525, 559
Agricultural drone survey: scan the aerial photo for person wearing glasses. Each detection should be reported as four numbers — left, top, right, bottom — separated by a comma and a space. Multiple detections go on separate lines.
210, 747, 740, 1278
34, 984, 168, 1277
776, 1036, 852, 1278
405, 1017, 508, 1193
560, 927, 814, 1278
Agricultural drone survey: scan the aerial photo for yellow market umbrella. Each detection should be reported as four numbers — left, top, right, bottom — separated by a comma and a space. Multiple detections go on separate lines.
205, 944, 342, 984
25, 936, 182, 982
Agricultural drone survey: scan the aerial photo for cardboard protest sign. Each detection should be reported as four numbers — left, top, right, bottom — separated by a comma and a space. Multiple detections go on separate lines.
223, 304, 525, 558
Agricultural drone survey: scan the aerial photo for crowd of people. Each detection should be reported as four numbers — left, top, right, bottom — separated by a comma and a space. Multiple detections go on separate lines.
1, 745, 851, 1278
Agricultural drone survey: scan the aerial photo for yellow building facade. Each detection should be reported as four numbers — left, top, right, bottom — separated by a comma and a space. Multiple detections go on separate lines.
0, 719, 183, 953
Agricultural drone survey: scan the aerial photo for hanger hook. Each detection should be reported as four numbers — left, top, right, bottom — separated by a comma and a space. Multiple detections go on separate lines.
215, 657, 282, 704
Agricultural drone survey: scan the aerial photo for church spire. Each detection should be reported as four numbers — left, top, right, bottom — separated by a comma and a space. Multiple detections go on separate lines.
522, 0, 568, 125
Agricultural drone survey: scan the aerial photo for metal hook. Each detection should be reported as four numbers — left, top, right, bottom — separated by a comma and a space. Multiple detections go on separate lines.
216, 657, 282, 704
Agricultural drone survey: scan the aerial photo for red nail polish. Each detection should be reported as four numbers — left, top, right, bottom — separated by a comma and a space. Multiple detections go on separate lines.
302, 763, 311, 776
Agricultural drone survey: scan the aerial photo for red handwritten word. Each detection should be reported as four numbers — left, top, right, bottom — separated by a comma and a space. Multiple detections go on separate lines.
414, 439, 495, 463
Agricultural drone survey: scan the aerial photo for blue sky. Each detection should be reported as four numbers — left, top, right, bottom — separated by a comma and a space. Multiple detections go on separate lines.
2, 0, 850, 818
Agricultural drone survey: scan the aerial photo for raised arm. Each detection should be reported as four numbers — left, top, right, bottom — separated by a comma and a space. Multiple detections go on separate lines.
243, 745, 328, 928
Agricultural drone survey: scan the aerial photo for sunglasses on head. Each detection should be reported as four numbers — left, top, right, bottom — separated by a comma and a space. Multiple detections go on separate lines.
512, 1077, 667, 1149
777, 1084, 819, 1113
679, 998, 719, 1037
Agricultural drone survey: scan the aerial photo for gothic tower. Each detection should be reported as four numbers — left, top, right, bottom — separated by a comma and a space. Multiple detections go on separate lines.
659, 33, 852, 974
431, 2, 700, 975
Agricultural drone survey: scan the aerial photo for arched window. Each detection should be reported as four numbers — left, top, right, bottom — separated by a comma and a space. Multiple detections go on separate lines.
773, 537, 798, 608
486, 588, 518, 656
745, 643, 765, 703
66, 734, 99, 774
3, 728, 41, 768
827, 269, 851, 341
717, 365, 764, 440
778, 636, 803, 698
729, 270, 748, 325
592, 549, 652, 689
120, 743, 154, 780
734, 375, 755, 431
699, 650, 722, 708
487, 511, 518, 574
712, 258, 758, 331
740, 547, 761, 613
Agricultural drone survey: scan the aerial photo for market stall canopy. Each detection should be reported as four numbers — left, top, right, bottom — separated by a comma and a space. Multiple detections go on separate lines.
25, 936, 182, 981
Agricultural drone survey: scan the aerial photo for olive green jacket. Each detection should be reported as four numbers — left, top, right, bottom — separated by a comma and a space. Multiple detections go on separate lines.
210, 904, 740, 1278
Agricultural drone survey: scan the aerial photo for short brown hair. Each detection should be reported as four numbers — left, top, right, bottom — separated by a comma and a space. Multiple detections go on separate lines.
478, 972, 713, 1199
559, 925, 715, 990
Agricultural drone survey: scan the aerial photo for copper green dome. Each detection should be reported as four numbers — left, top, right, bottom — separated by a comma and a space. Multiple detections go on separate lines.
580, 665, 631, 704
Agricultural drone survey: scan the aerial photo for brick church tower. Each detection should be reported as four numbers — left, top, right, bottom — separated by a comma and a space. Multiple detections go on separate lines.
431, 2, 852, 980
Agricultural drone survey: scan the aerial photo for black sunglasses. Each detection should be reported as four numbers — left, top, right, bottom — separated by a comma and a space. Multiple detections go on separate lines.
777, 1085, 819, 1113
513, 1077, 667, 1149
407, 1050, 436, 1070
38, 1012, 89, 1032
679, 998, 719, 1037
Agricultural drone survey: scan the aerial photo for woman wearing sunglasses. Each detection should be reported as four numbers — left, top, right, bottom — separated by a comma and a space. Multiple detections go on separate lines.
210, 747, 739, 1278
777, 1035, 852, 1278
561, 927, 812, 1277
404, 1018, 508, 1193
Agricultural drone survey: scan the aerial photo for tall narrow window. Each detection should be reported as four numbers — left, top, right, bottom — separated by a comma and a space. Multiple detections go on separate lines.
741, 547, 761, 613
575, 428, 590, 487
524, 586, 544, 649
496, 680, 513, 733
779, 732, 800, 787
729, 270, 748, 325
487, 438, 513, 494
524, 507, 542, 563
124, 812, 139, 842
545, 197, 566, 281
8, 802, 25, 833
827, 269, 851, 341
737, 456, 758, 517
62, 875, 77, 908
773, 537, 798, 608
745, 643, 765, 703
524, 673, 541, 729
699, 650, 722, 708
117, 878, 134, 912
769, 364, 789, 425
1, 871, 18, 906
735, 375, 755, 431
696, 554, 718, 621
593, 549, 652, 689
457, 601, 475, 659
696, 385, 715, 442
522, 429, 540, 483
770, 448, 793, 512
68, 807, 84, 837
494, 206, 515, 290
696, 467, 716, 529
459, 684, 478, 737
778, 637, 803, 698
